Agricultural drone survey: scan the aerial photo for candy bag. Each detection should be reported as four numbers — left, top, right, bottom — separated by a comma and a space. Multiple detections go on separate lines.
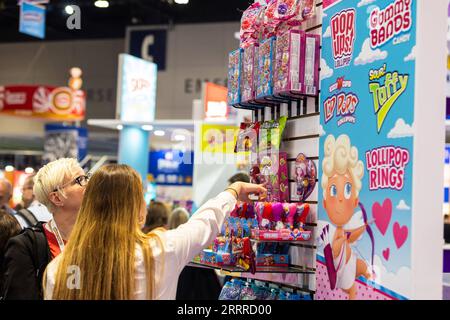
240, 3, 265, 48
234, 122, 260, 153
262, 0, 279, 39
219, 280, 243, 300
258, 117, 287, 152
295, 153, 317, 201
300, 0, 317, 20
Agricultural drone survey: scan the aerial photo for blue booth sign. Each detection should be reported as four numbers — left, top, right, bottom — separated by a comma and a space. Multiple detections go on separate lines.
19, 2, 46, 39
148, 150, 193, 186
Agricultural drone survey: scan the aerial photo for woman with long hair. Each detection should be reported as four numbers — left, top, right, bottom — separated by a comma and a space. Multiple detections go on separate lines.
43, 164, 265, 300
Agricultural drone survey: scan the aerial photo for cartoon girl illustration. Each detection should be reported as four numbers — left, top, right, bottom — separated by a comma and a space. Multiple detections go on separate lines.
321, 134, 374, 300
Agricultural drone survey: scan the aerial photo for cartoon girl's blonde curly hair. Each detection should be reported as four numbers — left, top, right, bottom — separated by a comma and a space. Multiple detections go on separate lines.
321, 134, 364, 199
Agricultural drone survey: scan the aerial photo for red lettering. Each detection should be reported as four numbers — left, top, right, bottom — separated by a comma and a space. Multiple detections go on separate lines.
397, 169, 405, 190
370, 170, 377, 189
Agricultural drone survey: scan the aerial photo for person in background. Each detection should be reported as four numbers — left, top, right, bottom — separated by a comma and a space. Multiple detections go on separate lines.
43, 164, 266, 299
142, 201, 169, 233
168, 207, 189, 230
0, 178, 15, 216
171, 207, 223, 300
2, 158, 88, 300
14, 174, 36, 211
13, 174, 52, 228
445, 215, 450, 243
228, 172, 250, 185
0, 209, 22, 297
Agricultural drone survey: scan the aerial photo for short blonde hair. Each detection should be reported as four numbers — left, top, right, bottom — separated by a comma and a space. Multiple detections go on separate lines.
168, 207, 190, 230
33, 158, 82, 212
321, 134, 364, 199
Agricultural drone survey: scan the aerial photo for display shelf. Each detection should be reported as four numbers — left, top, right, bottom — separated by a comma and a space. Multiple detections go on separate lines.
250, 238, 316, 249
188, 261, 315, 275
234, 93, 319, 111
237, 276, 316, 295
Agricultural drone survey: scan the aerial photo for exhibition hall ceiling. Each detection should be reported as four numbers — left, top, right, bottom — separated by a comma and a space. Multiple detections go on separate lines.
0, 0, 248, 42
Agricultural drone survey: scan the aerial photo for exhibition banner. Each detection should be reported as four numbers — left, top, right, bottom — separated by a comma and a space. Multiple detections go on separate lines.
0, 85, 85, 121
43, 124, 88, 163
318, 0, 416, 300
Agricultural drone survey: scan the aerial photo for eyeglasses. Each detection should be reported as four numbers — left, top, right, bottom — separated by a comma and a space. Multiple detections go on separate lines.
53, 173, 91, 192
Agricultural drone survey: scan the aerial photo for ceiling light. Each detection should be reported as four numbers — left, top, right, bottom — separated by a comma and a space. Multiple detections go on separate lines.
94, 0, 109, 8
5, 165, 14, 172
174, 134, 186, 141
154, 130, 165, 137
174, 0, 189, 4
25, 167, 34, 174
142, 125, 154, 131
117, 124, 123, 130
65, 5, 74, 15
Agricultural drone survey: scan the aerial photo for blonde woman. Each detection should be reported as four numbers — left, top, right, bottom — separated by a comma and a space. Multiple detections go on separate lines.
321, 134, 374, 300
2, 158, 87, 300
43, 164, 266, 300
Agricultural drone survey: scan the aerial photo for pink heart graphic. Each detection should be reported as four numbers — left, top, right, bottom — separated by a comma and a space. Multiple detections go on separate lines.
372, 199, 392, 236
393, 222, 408, 249
382, 248, 390, 261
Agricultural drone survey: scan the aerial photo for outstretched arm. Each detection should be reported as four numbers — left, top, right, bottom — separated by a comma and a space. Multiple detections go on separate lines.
164, 182, 267, 272
345, 219, 375, 243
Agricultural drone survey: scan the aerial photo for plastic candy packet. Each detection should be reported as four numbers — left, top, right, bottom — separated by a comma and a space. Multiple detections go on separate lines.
240, 282, 258, 300
259, 116, 287, 152
219, 280, 243, 300
295, 153, 317, 201
300, 0, 317, 20
262, 0, 279, 39
234, 122, 260, 153
240, 3, 265, 48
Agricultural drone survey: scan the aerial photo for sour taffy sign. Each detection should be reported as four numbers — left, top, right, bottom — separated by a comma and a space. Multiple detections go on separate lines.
318, 0, 416, 300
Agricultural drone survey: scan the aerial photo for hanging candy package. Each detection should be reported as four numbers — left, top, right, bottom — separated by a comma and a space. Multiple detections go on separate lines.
219, 279, 244, 300
258, 152, 289, 202
240, 3, 265, 48
274, 30, 306, 96
300, 0, 317, 20
295, 153, 317, 201
258, 116, 287, 152
303, 33, 320, 96
234, 121, 260, 153
241, 44, 259, 104
256, 37, 276, 100
227, 48, 243, 105
262, 0, 279, 39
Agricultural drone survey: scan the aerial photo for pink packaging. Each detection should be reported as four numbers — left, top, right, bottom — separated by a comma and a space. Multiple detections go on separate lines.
259, 152, 289, 202
251, 229, 312, 241
241, 44, 259, 103
303, 33, 320, 96
274, 30, 306, 95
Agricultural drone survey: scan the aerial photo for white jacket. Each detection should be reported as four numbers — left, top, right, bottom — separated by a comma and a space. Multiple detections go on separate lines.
44, 191, 236, 300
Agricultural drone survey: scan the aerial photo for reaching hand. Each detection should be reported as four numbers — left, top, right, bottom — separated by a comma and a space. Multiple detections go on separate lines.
226, 182, 267, 203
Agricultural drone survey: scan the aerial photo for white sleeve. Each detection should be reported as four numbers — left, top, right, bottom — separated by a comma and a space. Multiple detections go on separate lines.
43, 258, 58, 300
164, 191, 236, 272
